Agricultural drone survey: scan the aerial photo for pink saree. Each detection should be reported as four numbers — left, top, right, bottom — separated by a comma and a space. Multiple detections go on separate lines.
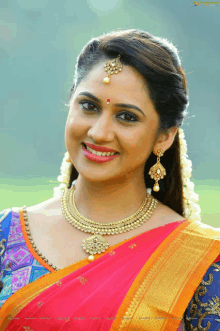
1, 209, 220, 331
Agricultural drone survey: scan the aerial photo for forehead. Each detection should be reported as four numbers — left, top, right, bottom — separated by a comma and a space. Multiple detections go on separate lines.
75, 61, 150, 103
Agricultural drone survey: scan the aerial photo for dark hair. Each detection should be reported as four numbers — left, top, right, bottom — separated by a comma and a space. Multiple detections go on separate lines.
65, 28, 189, 217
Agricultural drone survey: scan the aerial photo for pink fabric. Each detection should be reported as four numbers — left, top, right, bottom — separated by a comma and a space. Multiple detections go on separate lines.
6, 220, 186, 331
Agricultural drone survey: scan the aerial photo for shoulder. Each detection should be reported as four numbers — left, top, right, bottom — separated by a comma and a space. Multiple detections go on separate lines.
154, 199, 186, 223
26, 196, 61, 216
26, 196, 62, 227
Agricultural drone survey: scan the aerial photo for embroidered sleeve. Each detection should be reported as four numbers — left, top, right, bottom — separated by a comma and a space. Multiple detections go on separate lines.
184, 260, 220, 330
0, 209, 12, 291
0, 209, 11, 265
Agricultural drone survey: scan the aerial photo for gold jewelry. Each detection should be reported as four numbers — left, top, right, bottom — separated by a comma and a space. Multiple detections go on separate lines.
20, 188, 157, 271
103, 54, 123, 84
60, 186, 158, 262
148, 149, 166, 192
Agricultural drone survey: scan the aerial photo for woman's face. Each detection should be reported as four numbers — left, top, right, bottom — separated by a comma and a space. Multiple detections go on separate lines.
65, 61, 161, 185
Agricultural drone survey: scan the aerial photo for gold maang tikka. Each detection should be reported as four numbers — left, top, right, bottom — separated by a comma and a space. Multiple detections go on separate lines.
103, 54, 123, 84
148, 149, 166, 192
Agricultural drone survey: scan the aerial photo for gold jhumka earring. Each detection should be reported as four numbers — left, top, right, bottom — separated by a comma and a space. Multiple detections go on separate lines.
148, 149, 166, 192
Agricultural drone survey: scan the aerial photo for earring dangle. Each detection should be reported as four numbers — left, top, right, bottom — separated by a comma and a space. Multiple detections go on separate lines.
148, 149, 166, 192
103, 54, 123, 84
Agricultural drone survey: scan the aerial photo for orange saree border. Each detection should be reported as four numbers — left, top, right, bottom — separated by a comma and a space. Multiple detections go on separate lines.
110, 220, 220, 331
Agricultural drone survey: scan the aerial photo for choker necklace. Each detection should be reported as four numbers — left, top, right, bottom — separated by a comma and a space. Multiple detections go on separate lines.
60, 185, 158, 262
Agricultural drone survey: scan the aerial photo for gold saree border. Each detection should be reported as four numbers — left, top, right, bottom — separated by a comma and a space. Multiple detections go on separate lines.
110, 220, 220, 331
0, 209, 185, 329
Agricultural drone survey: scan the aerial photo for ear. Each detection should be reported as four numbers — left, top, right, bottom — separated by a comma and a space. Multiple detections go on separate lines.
153, 127, 178, 155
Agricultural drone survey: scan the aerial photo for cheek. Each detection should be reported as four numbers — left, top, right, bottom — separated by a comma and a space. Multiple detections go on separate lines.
126, 131, 149, 149
65, 117, 83, 148
65, 113, 87, 137
129, 132, 153, 159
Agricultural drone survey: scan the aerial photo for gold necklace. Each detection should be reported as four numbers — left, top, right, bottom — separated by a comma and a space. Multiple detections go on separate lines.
60, 186, 158, 262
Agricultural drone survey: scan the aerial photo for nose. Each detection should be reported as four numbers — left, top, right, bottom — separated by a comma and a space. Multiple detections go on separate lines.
87, 112, 115, 141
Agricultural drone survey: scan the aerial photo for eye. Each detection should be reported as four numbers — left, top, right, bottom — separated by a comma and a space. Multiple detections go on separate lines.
78, 100, 139, 123
79, 100, 98, 112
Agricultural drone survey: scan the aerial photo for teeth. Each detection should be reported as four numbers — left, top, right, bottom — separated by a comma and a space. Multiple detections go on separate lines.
86, 145, 117, 156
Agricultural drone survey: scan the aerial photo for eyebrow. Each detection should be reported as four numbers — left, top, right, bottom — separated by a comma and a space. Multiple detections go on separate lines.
77, 91, 146, 117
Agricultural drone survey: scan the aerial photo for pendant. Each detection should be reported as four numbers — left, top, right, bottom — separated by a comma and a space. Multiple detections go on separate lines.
82, 234, 109, 262
149, 162, 166, 180
103, 75, 110, 84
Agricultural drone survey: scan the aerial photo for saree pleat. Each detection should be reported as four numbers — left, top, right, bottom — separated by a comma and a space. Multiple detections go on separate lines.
0, 212, 187, 331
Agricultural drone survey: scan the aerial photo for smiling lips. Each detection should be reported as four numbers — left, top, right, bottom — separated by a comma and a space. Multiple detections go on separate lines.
83, 142, 119, 153
83, 144, 118, 156
82, 144, 119, 163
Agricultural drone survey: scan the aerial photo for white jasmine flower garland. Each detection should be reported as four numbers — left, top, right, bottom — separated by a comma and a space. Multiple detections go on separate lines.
53, 128, 201, 222
179, 128, 201, 221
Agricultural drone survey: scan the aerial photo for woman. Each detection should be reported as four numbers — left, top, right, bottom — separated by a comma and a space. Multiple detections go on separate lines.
0, 28, 220, 331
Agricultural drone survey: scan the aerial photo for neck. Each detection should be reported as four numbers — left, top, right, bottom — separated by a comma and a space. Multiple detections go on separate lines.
73, 175, 149, 223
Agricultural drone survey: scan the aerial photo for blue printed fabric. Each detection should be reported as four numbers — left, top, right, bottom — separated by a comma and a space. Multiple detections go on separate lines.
0, 209, 50, 308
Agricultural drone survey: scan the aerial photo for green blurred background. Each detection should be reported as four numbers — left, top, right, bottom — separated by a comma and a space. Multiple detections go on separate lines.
1, 0, 220, 227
